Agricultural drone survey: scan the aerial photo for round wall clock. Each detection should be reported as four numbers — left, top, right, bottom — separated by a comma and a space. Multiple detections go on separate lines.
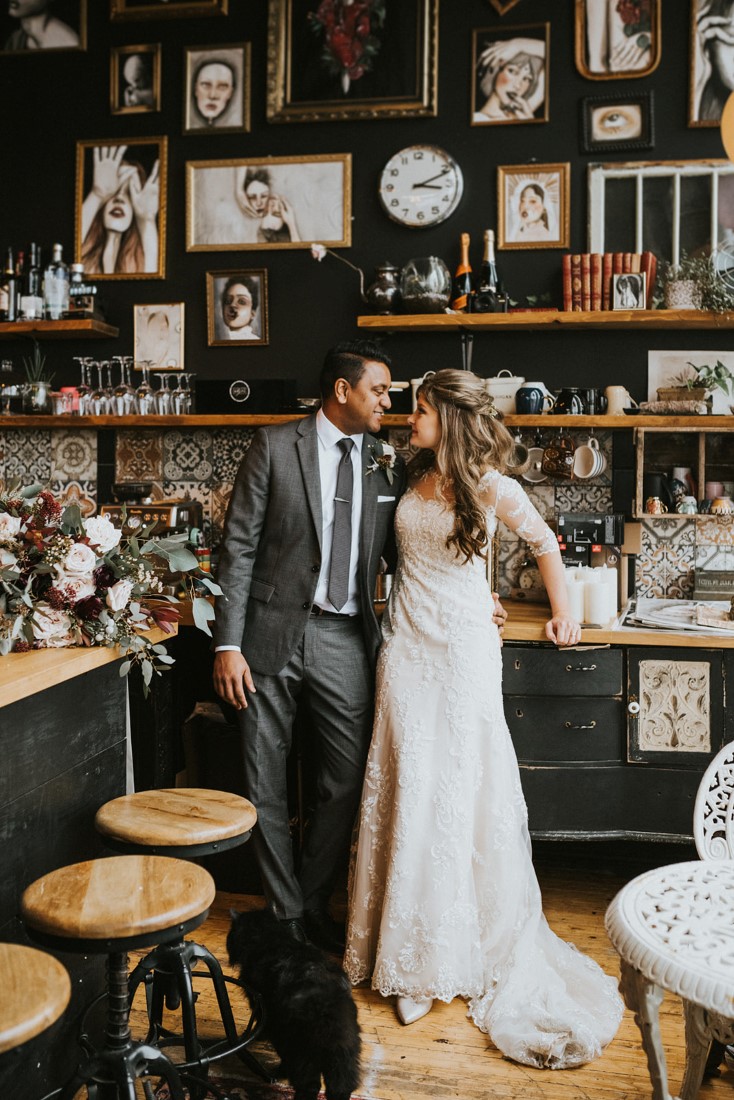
378, 145, 464, 228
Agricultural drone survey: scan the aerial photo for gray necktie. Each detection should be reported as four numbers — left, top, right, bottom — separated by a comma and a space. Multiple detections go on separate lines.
327, 438, 354, 611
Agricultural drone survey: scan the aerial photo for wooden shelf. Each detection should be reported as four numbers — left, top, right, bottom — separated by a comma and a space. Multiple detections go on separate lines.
0, 413, 730, 429
357, 309, 734, 332
0, 318, 119, 340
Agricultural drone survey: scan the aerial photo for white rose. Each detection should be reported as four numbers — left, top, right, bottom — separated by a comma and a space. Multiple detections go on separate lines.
0, 513, 22, 541
57, 541, 98, 577
106, 579, 133, 612
381, 443, 396, 461
83, 515, 122, 554
0, 547, 18, 570
54, 573, 97, 603
31, 604, 74, 648
310, 243, 327, 261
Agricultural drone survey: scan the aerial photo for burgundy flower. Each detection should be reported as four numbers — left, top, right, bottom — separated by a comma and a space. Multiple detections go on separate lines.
46, 586, 68, 610
12, 640, 31, 653
94, 564, 117, 590
74, 595, 104, 621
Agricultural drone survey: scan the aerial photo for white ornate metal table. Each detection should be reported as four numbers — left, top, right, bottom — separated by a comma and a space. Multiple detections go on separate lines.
605, 860, 734, 1100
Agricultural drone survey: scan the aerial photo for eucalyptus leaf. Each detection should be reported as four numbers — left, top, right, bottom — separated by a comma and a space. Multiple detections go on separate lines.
119, 660, 132, 677
192, 596, 215, 636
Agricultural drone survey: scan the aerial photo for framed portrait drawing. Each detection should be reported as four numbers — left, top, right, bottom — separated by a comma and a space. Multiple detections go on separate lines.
184, 43, 250, 135
612, 272, 646, 310
581, 91, 654, 153
266, 0, 438, 123
207, 270, 268, 346
471, 23, 549, 126
0, 0, 86, 54
111, 43, 161, 115
689, 0, 733, 126
497, 163, 570, 250
110, 0, 227, 19
75, 137, 168, 279
186, 154, 352, 252
134, 302, 184, 370
574, 0, 661, 80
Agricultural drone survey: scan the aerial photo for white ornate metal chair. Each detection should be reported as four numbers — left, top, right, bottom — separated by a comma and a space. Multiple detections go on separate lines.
605, 740, 734, 1100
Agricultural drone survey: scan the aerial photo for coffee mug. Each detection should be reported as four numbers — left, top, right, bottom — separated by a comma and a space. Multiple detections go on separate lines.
676, 496, 698, 514
515, 384, 555, 414
705, 481, 724, 500
552, 388, 585, 415
573, 437, 605, 479
605, 386, 637, 416
582, 388, 608, 415
541, 434, 576, 478
645, 496, 668, 514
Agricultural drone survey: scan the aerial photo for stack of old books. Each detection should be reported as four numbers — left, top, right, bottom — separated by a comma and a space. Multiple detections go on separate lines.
562, 251, 657, 311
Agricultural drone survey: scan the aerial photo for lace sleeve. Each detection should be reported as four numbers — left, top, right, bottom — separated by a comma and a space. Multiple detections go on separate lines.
482, 472, 559, 558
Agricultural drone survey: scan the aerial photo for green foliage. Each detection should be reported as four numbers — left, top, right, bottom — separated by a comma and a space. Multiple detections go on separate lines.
658, 251, 734, 314
685, 359, 734, 398
22, 339, 55, 385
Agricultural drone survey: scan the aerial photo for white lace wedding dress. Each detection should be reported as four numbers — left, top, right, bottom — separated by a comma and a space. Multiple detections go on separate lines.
345, 470, 624, 1069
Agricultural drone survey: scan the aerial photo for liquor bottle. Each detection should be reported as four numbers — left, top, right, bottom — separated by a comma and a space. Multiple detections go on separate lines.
68, 263, 99, 317
450, 232, 474, 312
474, 229, 508, 313
0, 247, 17, 323
18, 243, 43, 321
43, 243, 70, 320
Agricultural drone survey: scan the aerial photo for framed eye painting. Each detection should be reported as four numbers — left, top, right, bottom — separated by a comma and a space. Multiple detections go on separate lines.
497, 163, 570, 250
581, 91, 654, 153
111, 43, 161, 115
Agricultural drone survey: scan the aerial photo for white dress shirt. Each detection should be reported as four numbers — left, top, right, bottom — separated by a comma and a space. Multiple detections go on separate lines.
312, 408, 363, 614
215, 410, 364, 652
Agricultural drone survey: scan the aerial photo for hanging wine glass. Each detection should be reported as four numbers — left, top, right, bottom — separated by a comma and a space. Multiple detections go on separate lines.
135, 360, 155, 415
153, 371, 174, 415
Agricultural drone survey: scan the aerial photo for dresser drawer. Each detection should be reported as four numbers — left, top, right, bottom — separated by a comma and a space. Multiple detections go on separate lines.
502, 646, 623, 697
505, 697, 624, 763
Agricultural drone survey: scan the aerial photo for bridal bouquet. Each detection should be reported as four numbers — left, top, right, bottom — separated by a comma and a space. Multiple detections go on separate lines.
0, 483, 219, 693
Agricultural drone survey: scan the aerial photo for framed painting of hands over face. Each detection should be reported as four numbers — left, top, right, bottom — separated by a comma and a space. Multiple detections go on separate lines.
575, 0, 661, 79
75, 138, 167, 279
471, 23, 549, 126
207, 270, 268, 346
689, 0, 734, 126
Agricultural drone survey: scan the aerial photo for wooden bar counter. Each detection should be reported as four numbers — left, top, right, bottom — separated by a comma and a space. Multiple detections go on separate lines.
0, 631, 172, 1099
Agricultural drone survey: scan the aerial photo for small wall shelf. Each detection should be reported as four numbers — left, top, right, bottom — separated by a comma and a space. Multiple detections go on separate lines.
0, 319, 119, 340
357, 309, 734, 332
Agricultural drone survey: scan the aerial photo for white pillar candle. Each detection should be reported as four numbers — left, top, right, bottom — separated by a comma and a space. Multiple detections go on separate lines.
584, 581, 609, 625
598, 566, 619, 619
565, 577, 585, 622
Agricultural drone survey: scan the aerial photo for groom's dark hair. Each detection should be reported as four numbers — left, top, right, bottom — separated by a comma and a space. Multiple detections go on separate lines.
319, 339, 392, 398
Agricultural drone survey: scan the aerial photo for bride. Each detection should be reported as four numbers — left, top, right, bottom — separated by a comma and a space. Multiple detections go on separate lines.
344, 370, 623, 1068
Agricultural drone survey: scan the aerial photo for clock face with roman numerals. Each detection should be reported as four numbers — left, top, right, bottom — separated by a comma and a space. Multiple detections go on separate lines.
378, 145, 464, 228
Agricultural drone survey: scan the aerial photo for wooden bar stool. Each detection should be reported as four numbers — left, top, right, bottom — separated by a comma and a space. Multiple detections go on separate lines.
94, 789, 267, 1092
21, 854, 215, 1100
0, 944, 71, 1059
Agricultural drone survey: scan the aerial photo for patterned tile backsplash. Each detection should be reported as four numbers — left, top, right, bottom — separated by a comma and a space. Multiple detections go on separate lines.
0, 424, 731, 602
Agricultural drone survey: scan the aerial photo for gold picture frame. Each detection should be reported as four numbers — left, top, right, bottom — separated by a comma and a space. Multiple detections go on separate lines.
489, 0, 524, 13
574, 0, 661, 80
186, 153, 352, 252
471, 22, 550, 126
133, 302, 184, 370
0, 0, 86, 54
75, 137, 168, 279
207, 270, 269, 347
266, 0, 438, 123
111, 0, 227, 19
497, 162, 570, 250
110, 43, 161, 115
183, 42, 251, 135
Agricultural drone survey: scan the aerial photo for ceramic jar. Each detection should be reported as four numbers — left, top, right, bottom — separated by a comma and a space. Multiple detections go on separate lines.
664, 280, 703, 310
365, 262, 401, 314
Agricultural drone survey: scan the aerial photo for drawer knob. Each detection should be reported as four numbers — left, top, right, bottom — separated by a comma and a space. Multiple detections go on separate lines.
628, 700, 641, 715
565, 664, 597, 672
564, 720, 597, 730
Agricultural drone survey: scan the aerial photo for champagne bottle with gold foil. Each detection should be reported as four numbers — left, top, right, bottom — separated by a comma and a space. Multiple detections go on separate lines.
450, 232, 474, 312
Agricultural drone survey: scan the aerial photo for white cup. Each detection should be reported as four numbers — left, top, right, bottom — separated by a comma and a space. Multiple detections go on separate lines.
573, 437, 605, 479
410, 372, 435, 411
605, 385, 638, 416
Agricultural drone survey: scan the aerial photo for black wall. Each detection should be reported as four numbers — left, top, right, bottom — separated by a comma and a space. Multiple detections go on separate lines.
0, 1, 729, 402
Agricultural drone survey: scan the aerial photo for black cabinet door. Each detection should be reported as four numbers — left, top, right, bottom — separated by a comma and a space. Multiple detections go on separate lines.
502, 645, 623, 697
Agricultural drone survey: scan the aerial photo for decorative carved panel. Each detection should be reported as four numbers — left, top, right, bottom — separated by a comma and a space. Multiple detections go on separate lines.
637, 659, 711, 753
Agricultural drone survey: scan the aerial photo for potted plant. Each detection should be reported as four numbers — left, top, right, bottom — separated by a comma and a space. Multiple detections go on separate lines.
21, 339, 55, 414
658, 251, 734, 313
686, 359, 734, 413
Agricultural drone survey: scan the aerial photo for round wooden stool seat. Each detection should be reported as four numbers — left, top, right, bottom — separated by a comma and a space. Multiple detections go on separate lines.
95, 789, 257, 856
21, 855, 215, 948
0, 944, 71, 1055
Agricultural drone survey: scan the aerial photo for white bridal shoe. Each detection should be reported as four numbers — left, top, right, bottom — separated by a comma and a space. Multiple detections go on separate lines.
396, 995, 434, 1026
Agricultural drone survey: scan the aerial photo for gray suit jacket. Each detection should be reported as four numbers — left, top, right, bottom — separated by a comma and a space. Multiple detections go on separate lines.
213, 415, 406, 675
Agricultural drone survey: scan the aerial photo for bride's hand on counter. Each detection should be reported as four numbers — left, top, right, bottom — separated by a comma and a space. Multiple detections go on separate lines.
545, 613, 582, 647
492, 592, 507, 646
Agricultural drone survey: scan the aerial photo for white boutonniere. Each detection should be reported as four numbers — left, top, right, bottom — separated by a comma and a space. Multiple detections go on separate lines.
366, 442, 396, 485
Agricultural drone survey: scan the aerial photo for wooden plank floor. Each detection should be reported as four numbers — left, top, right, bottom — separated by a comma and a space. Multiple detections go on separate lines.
126, 843, 734, 1100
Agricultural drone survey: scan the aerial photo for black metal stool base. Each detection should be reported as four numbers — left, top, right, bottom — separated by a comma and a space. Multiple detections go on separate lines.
60, 1040, 186, 1100
128, 937, 274, 1097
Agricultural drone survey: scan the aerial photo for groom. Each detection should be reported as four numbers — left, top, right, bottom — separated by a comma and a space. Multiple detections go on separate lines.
213, 340, 406, 952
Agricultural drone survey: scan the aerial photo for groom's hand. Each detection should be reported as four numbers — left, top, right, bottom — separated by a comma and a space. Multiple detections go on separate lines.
492, 592, 508, 645
213, 650, 256, 710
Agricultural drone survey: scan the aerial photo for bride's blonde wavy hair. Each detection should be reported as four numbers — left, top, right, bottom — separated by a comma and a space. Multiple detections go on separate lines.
409, 369, 517, 562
